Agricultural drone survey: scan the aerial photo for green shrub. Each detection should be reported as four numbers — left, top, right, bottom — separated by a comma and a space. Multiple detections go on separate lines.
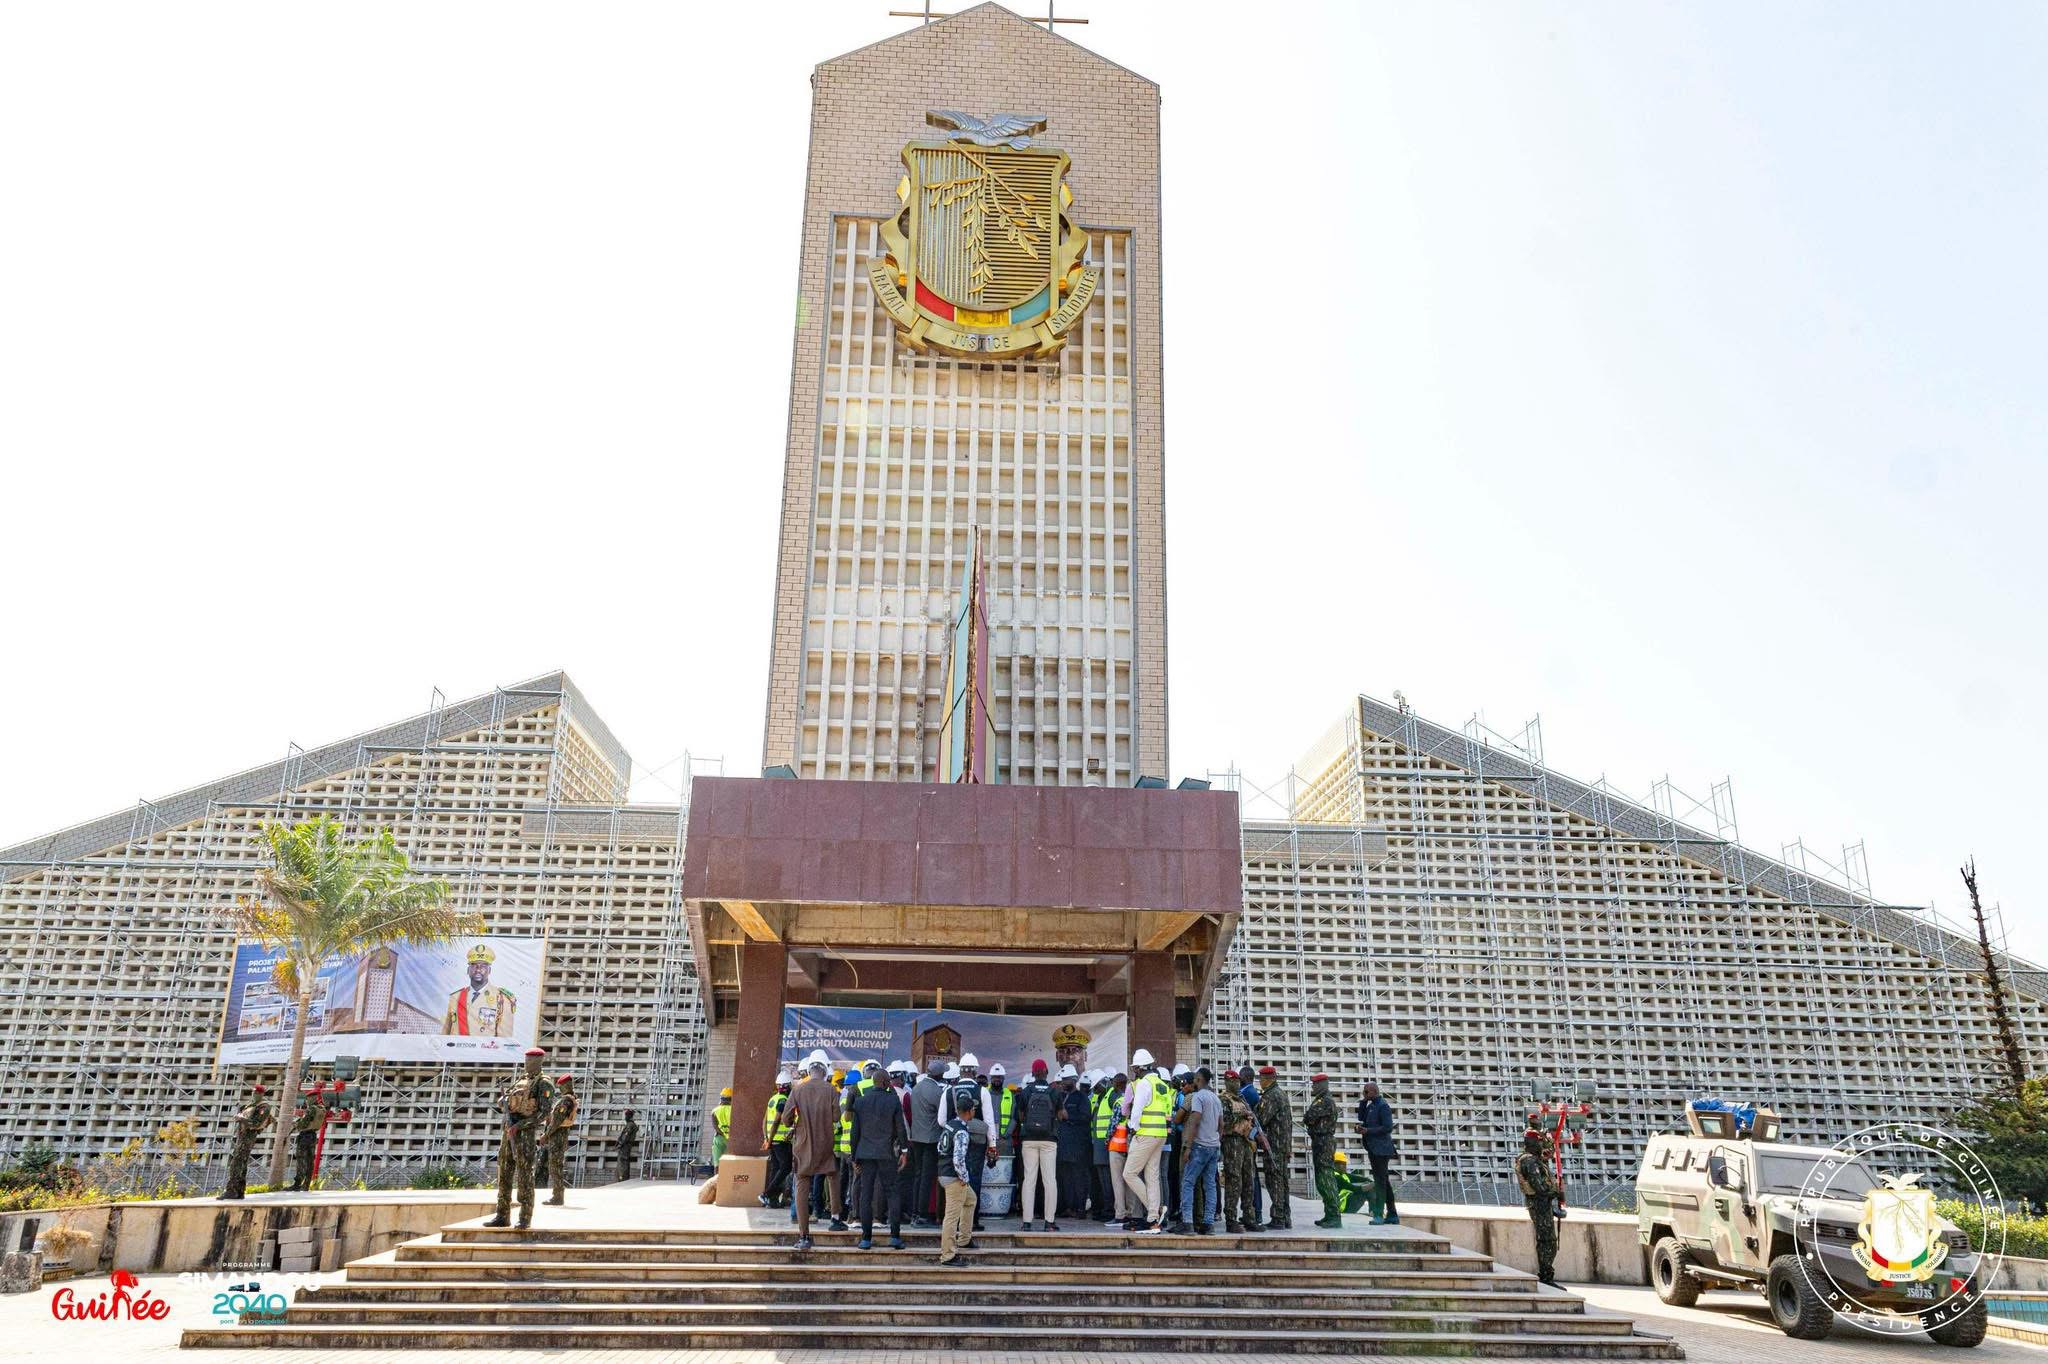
408, 1165, 474, 1190
1939, 1199, 2048, 1261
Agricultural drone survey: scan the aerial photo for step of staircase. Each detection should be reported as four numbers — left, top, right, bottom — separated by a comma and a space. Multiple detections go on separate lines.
180, 1221, 1682, 1356
305, 1278, 1591, 1313
348, 1254, 1532, 1292
268, 1300, 1643, 1334
181, 1320, 1680, 1355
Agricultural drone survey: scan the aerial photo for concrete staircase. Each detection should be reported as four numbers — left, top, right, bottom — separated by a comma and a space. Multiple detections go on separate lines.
182, 1222, 1682, 1355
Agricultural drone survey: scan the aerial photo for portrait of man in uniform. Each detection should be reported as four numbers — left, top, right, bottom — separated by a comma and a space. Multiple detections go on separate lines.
444, 942, 517, 1037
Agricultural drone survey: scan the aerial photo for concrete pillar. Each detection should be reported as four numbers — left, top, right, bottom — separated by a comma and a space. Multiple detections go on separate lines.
729, 941, 788, 1157
1130, 951, 1176, 1067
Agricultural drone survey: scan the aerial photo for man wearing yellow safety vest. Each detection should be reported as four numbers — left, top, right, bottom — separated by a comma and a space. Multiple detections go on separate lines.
1118, 1047, 1172, 1232
758, 1071, 794, 1208
1090, 1070, 1124, 1225
710, 1087, 732, 1164
986, 1063, 1015, 1216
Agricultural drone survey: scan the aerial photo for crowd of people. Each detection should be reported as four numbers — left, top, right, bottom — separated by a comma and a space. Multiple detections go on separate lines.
745, 1049, 1407, 1255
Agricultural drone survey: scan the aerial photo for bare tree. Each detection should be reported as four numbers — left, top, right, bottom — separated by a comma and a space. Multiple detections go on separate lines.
1965, 857, 2029, 1095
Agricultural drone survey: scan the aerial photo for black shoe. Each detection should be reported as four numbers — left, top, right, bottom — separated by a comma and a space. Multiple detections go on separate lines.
828, 1219, 849, 1232
1314, 1216, 1343, 1229
1225, 1221, 1243, 1234
1195, 1222, 1214, 1235
482, 1216, 510, 1228
794, 1236, 813, 1252
1164, 1220, 1188, 1235
1044, 1222, 1061, 1232
1266, 1220, 1292, 1230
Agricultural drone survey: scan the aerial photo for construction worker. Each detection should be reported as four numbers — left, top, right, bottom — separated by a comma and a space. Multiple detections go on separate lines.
1104, 1071, 1131, 1228
840, 1074, 863, 1219
1090, 1071, 1120, 1223
986, 1062, 1015, 1216
759, 1070, 794, 1208
1256, 1065, 1294, 1229
1304, 1071, 1343, 1229
1164, 1060, 1192, 1216
710, 1087, 733, 1164
857, 1058, 881, 1096
1118, 1048, 1172, 1232
1518, 1129, 1565, 1286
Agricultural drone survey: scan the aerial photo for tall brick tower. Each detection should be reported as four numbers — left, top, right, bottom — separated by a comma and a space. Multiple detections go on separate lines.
761, 3, 1166, 787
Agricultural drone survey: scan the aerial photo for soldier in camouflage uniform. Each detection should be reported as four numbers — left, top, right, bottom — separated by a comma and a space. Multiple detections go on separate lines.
486, 1046, 557, 1228
1218, 1074, 1260, 1233
1303, 1072, 1342, 1229
218, 1083, 272, 1200
1255, 1064, 1294, 1228
545, 1073, 579, 1205
286, 1091, 326, 1192
1517, 1129, 1564, 1286
614, 1110, 640, 1181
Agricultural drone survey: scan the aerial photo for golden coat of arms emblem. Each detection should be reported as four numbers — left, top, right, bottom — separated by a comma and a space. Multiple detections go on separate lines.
870, 111, 1101, 360
1854, 1172, 1949, 1282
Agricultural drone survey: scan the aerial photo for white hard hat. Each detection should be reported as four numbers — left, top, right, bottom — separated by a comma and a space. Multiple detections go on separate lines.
960, 1052, 979, 1069
1131, 1047, 1154, 1068
1156, 1068, 1171, 1083
988, 1062, 1005, 1076
861, 1058, 880, 1072
774, 1071, 791, 1085
890, 1059, 911, 1074
805, 1049, 829, 1070
1081, 1069, 1098, 1085
1058, 1063, 1078, 1080
944, 1063, 961, 1080
1172, 1062, 1191, 1077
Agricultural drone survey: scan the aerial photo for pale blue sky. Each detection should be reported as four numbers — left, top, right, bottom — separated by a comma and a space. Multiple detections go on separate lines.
1, 3, 2041, 953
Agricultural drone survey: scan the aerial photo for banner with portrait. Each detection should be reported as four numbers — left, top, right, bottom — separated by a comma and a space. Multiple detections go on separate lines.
779, 1004, 1128, 1079
215, 935, 546, 1067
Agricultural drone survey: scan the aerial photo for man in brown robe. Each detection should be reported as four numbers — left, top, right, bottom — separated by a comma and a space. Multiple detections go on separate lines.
775, 1050, 844, 1250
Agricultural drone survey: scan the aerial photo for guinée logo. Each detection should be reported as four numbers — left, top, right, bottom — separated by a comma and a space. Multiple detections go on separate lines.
51, 1269, 171, 1322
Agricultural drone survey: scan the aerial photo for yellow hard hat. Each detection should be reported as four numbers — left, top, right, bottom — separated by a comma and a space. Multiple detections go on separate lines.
1333, 1150, 1349, 1164
720, 1087, 732, 1098
467, 944, 496, 964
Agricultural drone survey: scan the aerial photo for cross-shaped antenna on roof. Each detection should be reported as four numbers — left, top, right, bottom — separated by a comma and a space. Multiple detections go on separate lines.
888, 3, 1088, 28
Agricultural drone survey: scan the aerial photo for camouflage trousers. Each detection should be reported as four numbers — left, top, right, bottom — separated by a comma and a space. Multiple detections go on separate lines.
495, 1127, 540, 1225
1310, 1141, 1342, 1222
1526, 1196, 1559, 1281
289, 1131, 317, 1192
1220, 1138, 1258, 1229
546, 1132, 571, 1203
221, 1140, 254, 1200
1262, 1140, 1292, 1225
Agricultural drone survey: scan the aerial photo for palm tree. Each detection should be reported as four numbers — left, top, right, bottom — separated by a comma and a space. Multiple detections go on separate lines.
226, 817, 476, 1187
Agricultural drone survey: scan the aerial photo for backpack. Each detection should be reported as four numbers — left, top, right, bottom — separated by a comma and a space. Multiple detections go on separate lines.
1020, 1083, 1056, 1140
937, 1117, 966, 1166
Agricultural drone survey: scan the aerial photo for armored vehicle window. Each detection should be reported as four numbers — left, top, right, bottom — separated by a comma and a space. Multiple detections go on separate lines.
1757, 1154, 1880, 1196
1652, 1147, 1669, 1169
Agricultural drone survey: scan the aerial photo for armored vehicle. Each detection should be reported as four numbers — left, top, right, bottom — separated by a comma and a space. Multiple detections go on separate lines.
1635, 1104, 1987, 1346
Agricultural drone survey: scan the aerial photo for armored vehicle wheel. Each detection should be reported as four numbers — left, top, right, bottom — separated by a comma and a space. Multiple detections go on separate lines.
1927, 1301, 1988, 1347
1766, 1253, 1834, 1340
1651, 1236, 1701, 1307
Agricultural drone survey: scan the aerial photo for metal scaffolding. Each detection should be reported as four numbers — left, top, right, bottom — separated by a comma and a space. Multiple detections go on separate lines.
0, 673, 711, 1189
1199, 694, 2048, 1208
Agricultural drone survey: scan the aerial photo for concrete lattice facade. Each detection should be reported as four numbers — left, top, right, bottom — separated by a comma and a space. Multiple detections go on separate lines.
763, 5, 1168, 785
0, 674, 708, 1185
1200, 696, 2048, 1205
